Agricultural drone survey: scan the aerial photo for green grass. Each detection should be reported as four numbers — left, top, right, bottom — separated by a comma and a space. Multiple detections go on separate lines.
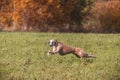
0, 32, 120, 80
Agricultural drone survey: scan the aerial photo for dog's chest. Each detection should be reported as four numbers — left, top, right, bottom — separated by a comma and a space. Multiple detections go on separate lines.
52, 46, 56, 52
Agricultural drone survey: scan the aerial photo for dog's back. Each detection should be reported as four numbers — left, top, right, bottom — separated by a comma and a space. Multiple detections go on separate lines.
57, 42, 75, 54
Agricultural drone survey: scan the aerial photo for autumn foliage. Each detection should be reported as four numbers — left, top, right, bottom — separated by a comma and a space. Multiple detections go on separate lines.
0, 0, 92, 32
86, 0, 120, 33
0, 0, 120, 32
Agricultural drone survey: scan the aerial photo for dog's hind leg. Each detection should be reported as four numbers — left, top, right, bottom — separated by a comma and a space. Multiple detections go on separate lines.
87, 54, 96, 58
75, 51, 84, 58
83, 52, 96, 58
77, 50, 96, 58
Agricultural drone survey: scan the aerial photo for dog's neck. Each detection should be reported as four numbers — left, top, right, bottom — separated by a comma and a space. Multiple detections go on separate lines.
53, 42, 61, 47
54, 42, 59, 47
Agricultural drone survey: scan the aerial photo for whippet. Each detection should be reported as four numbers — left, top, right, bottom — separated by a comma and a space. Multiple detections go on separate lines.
47, 39, 96, 58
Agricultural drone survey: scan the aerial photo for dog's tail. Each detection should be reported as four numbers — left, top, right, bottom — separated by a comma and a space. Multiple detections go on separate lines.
87, 54, 96, 58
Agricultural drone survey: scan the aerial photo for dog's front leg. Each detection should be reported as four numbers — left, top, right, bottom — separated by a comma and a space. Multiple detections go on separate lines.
47, 46, 61, 55
47, 50, 54, 55
47, 49, 58, 55
48, 48, 59, 55
52, 46, 61, 54
47, 46, 56, 55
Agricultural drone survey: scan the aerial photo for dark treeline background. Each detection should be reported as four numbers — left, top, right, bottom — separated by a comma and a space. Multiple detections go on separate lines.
0, 0, 120, 33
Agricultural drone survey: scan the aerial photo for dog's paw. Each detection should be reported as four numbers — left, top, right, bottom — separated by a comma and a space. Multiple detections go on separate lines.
47, 52, 50, 55
47, 50, 51, 55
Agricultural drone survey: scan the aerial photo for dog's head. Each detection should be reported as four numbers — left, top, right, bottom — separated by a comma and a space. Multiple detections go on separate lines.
48, 39, 57, 47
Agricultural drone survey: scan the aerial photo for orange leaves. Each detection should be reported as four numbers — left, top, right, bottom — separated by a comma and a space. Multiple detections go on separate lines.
13, 0, 27, 9
48, 0, 53, 4
12, 11, 20, 24
0, 0, 13, 28
0, 0, 95, 32
91, 1, 120, 32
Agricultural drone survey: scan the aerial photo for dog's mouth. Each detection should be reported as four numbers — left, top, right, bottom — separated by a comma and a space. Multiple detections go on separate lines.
49, 44, 53, 47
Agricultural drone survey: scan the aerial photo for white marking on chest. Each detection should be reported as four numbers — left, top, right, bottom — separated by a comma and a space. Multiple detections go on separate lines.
52, 46, 56, 52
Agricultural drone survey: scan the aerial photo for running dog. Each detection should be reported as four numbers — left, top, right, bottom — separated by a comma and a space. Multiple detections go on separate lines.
47, 39, 96, 58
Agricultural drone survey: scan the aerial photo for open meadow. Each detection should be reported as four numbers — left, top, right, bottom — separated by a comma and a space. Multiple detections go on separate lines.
0, 32, 120, 80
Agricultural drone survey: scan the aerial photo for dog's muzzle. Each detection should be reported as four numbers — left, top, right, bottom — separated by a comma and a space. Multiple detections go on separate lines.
49, 44, 53, 47
49, 43, 53, 47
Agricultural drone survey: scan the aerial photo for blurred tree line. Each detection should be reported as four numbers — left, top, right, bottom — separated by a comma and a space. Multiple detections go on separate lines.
0, 0, 120, 33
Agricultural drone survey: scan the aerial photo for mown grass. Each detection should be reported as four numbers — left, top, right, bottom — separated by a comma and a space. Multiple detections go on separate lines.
0, 32, 120, 80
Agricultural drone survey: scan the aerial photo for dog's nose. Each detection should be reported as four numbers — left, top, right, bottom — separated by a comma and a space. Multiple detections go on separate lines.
49, 44, 52, 47
49, 43, 53, 47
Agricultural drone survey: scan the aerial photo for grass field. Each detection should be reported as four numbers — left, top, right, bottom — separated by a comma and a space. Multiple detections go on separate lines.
0, 32, 120, 80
